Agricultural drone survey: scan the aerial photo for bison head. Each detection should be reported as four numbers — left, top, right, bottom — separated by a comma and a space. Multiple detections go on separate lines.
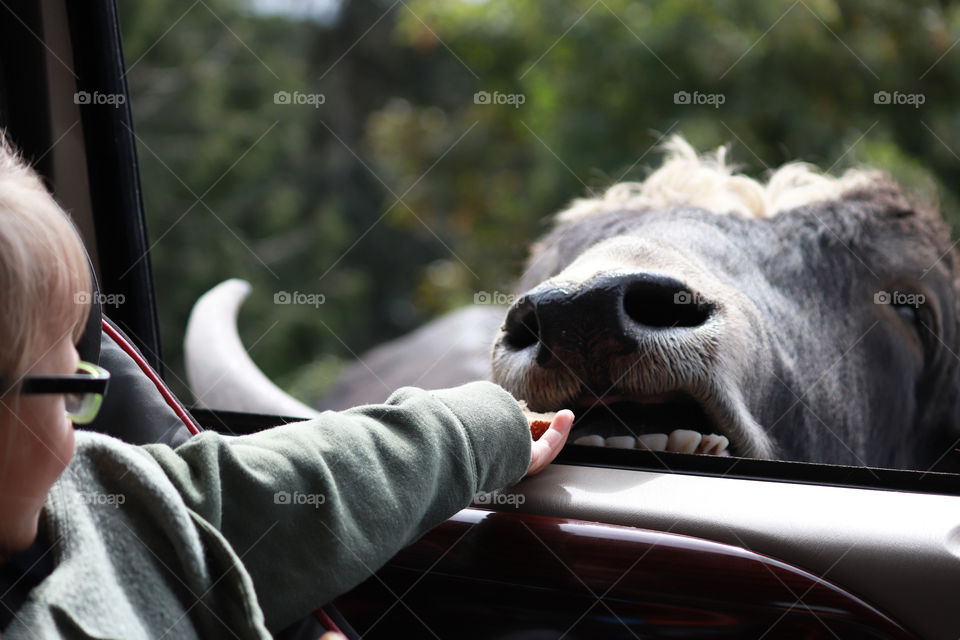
492, 137, 960, 468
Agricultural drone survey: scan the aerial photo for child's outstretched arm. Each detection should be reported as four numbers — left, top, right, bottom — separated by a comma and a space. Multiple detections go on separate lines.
140, 381, 567, 632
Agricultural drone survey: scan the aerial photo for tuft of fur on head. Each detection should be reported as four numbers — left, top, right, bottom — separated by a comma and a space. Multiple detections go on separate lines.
556, 135, 884, 222
0, 133, 91, 395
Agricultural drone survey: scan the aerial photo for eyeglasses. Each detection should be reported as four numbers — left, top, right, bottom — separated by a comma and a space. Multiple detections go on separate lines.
20, 361, 110, 424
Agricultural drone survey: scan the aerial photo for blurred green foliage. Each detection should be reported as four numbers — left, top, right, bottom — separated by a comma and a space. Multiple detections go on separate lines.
118, 0, 960, 405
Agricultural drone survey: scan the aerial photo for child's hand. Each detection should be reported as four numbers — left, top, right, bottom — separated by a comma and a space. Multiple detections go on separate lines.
524, 409, 574, 476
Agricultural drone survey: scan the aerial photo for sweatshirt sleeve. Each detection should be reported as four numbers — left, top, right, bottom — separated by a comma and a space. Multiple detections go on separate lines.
141, 381, 530, 631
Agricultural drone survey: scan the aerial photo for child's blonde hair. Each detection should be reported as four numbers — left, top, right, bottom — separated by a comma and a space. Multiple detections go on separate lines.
0, 134, 91, 394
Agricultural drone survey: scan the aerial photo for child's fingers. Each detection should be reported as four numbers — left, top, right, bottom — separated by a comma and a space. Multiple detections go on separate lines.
526, 410, 574, 476
536, 410, 574, 451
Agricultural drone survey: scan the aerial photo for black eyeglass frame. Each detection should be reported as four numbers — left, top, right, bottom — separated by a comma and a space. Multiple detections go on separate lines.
20, 362, 110, 396
19, 361, 110, 424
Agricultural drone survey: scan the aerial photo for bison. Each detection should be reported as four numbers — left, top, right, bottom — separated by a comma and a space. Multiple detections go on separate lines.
185, 137, 960, 470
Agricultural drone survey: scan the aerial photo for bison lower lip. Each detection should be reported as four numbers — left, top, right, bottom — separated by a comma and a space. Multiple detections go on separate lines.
566, 396, 733, 456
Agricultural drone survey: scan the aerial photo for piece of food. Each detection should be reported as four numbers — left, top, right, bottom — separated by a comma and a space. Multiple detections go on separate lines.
529, 418, 551, 441
519, 400, 556, 441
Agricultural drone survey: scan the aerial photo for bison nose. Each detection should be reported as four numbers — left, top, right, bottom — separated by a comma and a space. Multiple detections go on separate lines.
502, 273, 715, 366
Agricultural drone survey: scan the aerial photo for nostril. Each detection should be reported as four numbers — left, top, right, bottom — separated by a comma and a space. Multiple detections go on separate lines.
503, 304, 540, 350
623, 282, 713, 328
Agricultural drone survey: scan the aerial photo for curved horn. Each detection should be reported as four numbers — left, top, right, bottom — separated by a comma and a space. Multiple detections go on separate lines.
184, 279, 320, 418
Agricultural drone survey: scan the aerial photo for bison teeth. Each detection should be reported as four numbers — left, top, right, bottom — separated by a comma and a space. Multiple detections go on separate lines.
573, 434, 606, 447
571, 430, 731, 455
604, 435, 637, 449
698, 433, 730, 455
636, 433, 668, 451
667, 429, 701, 453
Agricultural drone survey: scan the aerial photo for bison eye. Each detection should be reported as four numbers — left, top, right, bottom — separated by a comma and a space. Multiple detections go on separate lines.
891, 295, 937, 358
893, 303, 918, 325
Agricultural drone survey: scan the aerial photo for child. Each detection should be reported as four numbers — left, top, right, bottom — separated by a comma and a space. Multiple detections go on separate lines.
0, 136, 573, 639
